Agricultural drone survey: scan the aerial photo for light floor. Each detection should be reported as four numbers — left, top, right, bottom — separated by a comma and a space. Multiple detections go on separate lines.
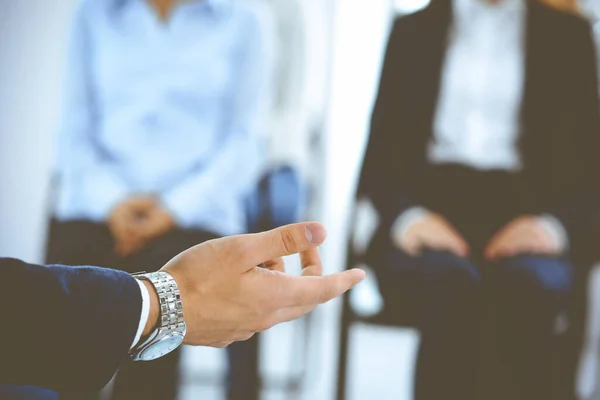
179, 322, 419, 400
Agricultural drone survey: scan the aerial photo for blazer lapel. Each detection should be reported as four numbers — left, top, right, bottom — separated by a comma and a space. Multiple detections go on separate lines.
408, 1, 453, 141
521, 1, 541, 135
520, 1, 552, 169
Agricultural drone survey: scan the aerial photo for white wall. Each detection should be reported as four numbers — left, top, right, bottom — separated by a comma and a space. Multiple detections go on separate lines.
0, 0, 78, 262
312, 0, 396, 399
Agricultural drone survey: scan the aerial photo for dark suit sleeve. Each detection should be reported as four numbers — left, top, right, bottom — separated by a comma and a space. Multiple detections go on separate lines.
0, 258, 142, 392
360, 18, 417, 233
546, 20, 600, 255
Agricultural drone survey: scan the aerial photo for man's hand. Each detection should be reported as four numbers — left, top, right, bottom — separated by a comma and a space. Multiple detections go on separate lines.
485, 215, 560, 260
108, 197, 175, 257
394, 212, 469, 257
143, 222, 366, 348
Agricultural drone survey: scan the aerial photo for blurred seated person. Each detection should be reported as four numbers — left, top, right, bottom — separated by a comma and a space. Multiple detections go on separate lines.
45, 0, 274, 399
361, 0, 600, 399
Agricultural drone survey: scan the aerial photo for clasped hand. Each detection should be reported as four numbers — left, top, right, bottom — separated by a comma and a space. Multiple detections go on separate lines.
108, 196, 175, 257
395, 213, 561, 260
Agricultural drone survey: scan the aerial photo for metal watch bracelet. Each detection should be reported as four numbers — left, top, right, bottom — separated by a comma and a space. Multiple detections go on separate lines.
130, 271, 186, 361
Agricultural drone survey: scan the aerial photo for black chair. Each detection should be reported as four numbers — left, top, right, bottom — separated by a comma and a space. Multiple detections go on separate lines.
335, 194, 581, 400
335, 193, 419, 400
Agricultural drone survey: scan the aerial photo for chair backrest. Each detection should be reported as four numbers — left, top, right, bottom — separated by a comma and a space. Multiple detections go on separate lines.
246, 166, 305, 233
344, 190, 419, 327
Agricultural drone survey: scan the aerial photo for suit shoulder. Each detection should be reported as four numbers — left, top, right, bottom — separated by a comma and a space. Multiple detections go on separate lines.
388, 9, 431, 45
390, 7, 430, 32
536, 2, 593, 33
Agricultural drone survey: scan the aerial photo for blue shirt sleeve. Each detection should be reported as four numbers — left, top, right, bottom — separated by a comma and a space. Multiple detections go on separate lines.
161, 5, 276, 230
55, 1, 130, 222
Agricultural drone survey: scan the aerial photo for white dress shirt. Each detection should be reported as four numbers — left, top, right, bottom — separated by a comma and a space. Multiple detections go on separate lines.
429, 0, 525, 170
131, 280, 150, 350
393, 0, 568, 250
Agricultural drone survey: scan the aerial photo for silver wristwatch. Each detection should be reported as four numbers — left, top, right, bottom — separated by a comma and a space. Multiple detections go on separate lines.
130, 271, 186, 362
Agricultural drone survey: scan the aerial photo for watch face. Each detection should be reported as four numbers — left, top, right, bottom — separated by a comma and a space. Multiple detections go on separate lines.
140, 335, 184, 361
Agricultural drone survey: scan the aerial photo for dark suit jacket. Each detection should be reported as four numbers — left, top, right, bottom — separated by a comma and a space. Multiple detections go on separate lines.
361, 0, 600, 257
0, 258, 141, 392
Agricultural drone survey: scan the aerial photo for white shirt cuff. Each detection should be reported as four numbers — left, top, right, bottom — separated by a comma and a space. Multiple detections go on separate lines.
131, 279, 151, 350
391, 206, 430, 240
536, 214, 569, 253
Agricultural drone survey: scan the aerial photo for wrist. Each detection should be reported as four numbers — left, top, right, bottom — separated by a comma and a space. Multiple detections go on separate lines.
142, 280, 160, 338
536, 214, 569, 252
392, 207, 430, 240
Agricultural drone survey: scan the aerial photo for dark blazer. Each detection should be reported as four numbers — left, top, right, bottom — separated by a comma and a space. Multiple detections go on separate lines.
0, 258, 141, 392
361, 0, 600, 256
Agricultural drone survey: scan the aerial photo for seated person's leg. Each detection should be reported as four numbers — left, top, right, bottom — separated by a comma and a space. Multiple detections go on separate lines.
46, 219, 117, 269
374, 249, 482, 400
489, 256, 573, 400
111, 351, 180, 400
111, 229, 219, 400
46, 220, 116, 400
226, 335, 260, 400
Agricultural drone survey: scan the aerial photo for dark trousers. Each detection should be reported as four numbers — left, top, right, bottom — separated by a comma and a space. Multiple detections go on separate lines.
226, 338, 260, 400
45, 220, 219, 400
377, 250, 572, 400
371, 165, 574, 400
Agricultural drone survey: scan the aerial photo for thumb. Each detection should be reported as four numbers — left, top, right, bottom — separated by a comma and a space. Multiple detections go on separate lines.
234, 223, 327, 268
